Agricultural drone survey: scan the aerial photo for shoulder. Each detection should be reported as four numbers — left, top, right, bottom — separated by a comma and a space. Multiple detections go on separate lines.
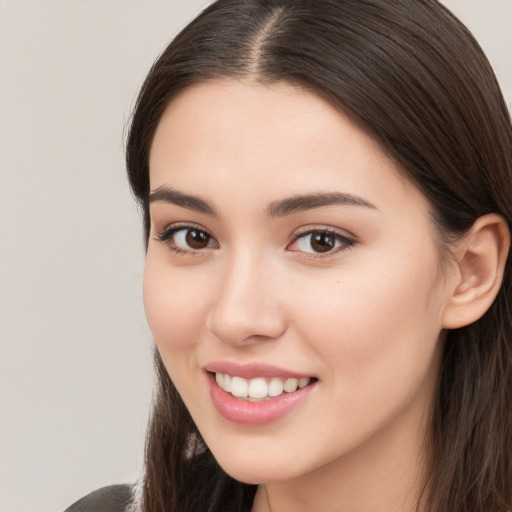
63, 484, 136, 512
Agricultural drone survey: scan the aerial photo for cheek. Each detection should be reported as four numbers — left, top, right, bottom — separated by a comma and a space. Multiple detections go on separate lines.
143, 257, 208, 357
290, 247, 445, 382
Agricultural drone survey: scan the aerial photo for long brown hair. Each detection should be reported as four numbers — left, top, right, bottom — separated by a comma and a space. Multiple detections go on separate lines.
126, 1, 512, 510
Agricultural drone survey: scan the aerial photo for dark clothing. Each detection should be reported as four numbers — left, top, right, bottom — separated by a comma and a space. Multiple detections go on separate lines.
64, 470, 256, 511
64, 484, 134, 512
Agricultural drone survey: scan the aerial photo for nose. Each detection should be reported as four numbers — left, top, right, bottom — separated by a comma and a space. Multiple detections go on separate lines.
206, 250, 288, 347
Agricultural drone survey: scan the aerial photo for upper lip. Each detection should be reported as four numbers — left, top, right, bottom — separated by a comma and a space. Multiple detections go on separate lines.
204, 361, 314, 379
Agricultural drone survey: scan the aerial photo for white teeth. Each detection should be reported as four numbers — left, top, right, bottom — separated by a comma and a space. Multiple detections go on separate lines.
230, 376, 248, 398
223, 374, 231, 393
248, 378, 268, 399
214, 373, 312, 400
268, 377, 284, 397
283, 378, 299, 393
298, 377, 310, 389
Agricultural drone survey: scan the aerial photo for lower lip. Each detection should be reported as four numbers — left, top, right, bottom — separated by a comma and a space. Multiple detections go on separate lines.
207, 373, 315, 426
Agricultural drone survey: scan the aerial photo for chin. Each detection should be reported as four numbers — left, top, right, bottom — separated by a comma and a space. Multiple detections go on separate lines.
218, 461, 289, 485
208, 443, 306, 485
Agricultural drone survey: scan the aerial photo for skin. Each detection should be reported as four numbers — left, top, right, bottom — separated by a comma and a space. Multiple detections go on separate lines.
144, 80, 461, 512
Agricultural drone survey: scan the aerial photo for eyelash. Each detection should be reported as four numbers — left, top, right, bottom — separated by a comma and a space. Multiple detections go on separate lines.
155, 223, 218, 256
287, 227, 355, 258
155, 224, 356, 258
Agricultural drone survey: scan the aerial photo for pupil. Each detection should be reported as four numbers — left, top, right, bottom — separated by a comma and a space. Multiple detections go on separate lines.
186, 230, 209, 249
311, 232, 334, 253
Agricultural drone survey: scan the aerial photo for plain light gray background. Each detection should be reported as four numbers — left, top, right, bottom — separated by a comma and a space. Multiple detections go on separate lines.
0, 1, 510, 511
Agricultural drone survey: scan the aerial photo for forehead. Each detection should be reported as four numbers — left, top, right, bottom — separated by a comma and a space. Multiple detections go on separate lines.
149, 79, 427, 219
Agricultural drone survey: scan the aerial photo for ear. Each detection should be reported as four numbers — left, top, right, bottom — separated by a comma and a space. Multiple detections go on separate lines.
443, 213, 510, 329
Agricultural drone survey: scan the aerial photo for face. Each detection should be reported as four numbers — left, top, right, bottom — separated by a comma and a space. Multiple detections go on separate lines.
144, 80, 451, 487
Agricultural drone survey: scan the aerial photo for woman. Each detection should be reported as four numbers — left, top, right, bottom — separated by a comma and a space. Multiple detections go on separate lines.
66, 0, 512, 511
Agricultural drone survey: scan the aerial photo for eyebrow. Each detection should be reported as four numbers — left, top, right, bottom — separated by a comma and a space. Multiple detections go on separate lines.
148, 186, 376, 218
267, 192, 377, 217
149, 186, 217, 216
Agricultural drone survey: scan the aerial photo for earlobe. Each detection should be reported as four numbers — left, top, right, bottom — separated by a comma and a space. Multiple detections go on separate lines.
442, 214, 510, 329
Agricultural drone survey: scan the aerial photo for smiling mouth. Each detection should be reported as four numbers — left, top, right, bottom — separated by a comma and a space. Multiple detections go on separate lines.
213, 372, 316, 401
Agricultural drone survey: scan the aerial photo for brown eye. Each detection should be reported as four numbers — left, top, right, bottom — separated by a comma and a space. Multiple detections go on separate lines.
310, 232, 337, 253
288, 229, 354, 255
185, 229, 211, 249
156, 225, 218, 253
